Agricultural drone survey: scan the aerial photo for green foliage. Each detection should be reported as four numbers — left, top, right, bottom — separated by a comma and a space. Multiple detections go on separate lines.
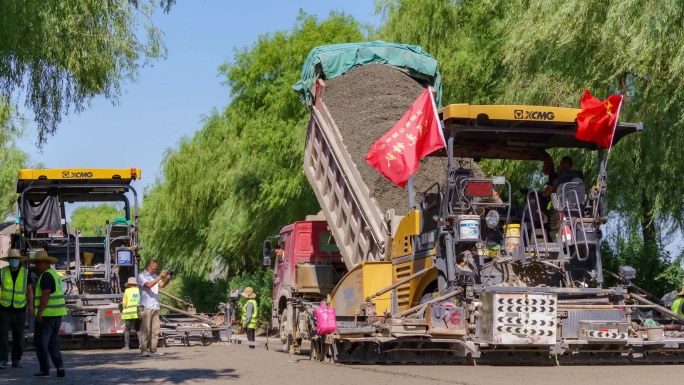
229, 269, 274, 325
139, 12, 367, 278
601, 233, 670, 296
160, 275, 230, 314
656, 255, 684, 292
158, 270, 273, 324
0, 101, 27, 219
0, 0, 173, 145
70, 204, 125, 237
376, 0, 510, 105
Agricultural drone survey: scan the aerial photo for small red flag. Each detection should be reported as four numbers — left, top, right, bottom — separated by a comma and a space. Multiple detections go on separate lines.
575, 89, 623, 149
365, 89, 445, 188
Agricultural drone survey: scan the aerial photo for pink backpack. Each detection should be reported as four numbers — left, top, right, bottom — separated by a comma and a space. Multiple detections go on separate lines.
314, 305, 338, 335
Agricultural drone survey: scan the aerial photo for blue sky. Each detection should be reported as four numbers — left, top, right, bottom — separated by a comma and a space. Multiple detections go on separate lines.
17, 0, 382, 206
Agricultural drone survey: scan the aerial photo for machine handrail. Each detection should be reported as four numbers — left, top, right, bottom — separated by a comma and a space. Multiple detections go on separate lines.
560, 184, 591, 262
522, 189, 549, 258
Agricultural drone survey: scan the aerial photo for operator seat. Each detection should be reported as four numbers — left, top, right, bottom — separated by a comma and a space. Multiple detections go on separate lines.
556, 169, 585, 212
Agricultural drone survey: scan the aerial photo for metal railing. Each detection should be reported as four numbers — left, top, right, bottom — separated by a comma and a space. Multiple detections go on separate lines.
559, 183, 591, 262
520, 189, 550, 258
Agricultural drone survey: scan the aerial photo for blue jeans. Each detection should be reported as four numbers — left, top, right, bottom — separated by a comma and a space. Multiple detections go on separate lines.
34, 316, 64, 373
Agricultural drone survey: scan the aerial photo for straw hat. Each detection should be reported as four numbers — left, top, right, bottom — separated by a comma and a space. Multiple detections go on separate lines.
0, 249, 29, 262
679, 287, 684, 296
28, 250, 58, 264
241, 287, 256, 299
125, 277, 138, 287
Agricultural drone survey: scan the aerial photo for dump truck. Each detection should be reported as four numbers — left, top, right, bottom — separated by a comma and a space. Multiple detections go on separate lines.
264, 216, 346, 351
264, 42, 684, 364
12, 168, 142, 348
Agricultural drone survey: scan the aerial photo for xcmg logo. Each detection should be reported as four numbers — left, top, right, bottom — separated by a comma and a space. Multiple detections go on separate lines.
62, 171, 94, 179
514, 110, 555, 120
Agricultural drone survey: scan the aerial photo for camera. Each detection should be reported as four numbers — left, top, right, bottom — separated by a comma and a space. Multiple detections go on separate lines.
165, 266, 174, 278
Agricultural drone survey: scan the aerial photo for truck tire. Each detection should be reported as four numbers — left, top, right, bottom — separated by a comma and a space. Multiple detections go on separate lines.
279, 311, 292, 352
279, 311, 303, 354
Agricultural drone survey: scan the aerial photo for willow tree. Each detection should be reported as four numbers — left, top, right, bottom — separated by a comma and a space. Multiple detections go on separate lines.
0, 0, 174, 145
376, 0, 510, 104
0, 102, 27, 219
140, 12, 368, 276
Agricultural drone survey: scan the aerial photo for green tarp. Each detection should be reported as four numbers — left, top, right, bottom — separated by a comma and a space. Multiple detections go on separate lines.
293, 41, 443, 107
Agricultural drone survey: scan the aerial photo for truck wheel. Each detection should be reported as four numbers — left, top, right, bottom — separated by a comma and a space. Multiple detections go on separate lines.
279, 312, 291, 352
279, 310, 302, 354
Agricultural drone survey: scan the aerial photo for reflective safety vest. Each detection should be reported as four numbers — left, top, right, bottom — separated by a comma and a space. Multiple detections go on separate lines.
35, 269, 67, 317
0, 266, 28, 308
672, 297, 684, 316
122, 287, 140, 320
241, 299, 258, 329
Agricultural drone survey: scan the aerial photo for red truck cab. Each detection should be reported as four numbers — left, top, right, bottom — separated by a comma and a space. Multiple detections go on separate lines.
266, 220, 346, 328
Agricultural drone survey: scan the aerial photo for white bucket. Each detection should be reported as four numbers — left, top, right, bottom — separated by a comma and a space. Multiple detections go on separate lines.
645, 327, 664, 341
459, 215, 481, 241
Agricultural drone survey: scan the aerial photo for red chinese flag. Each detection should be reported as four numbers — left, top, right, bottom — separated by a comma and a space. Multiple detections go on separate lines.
575, 89, 623, 149
365, 89, 446, 188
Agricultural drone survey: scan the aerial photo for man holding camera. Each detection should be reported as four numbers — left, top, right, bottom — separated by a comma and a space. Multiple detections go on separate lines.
137, 259, 173, 357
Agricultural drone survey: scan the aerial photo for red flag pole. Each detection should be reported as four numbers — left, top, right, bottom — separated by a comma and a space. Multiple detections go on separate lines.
608, 97, 623, 149
427, 86, 447, 148
604, 96, 623, 166
593, 95, 623, 219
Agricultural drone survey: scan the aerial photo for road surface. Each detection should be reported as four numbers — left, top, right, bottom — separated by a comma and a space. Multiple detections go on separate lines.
1, 337, 681, 384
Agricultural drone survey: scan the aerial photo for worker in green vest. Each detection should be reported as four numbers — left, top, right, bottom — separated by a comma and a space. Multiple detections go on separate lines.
29, 251, 66, 378
0, 249, 32, 369
121, 277, 141, 350
241, 287, 258, 349
672, 287, 684, 317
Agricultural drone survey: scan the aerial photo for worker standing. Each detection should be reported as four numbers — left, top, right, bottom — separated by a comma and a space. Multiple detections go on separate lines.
0, 249, 32, 369
672, 287, 684, 316
241, 287, 258, 349
137, 259, 172, 357
30, 251, 66, 378
121, 277, 141, 350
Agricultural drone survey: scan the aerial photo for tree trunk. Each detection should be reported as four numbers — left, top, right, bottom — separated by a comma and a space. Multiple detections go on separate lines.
639, 130, 657, 246
641, 206, 656, 245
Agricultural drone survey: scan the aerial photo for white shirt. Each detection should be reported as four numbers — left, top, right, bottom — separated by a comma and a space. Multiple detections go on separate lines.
137, 269, 159, 310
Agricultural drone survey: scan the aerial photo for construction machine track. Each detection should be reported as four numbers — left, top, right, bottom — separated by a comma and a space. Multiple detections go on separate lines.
326, 338, 684, 365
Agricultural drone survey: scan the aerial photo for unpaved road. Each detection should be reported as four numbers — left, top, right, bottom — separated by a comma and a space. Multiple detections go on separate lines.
0, 339, 681, 385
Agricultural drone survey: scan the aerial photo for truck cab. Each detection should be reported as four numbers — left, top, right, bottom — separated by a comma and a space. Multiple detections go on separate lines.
267, 219, 346, 341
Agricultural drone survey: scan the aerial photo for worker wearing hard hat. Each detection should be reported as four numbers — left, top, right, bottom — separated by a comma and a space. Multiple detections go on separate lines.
241, 287, 258, 349
29, 250, 66, 378
672, 287, 684, 317
121, 277, 141, 350
0, 249, 32, 369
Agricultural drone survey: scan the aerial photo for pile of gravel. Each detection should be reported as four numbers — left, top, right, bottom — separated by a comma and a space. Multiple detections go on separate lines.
324, 64, 483, 217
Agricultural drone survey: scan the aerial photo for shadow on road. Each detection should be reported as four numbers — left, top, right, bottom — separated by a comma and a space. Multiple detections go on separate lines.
0, 349, 240, 384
